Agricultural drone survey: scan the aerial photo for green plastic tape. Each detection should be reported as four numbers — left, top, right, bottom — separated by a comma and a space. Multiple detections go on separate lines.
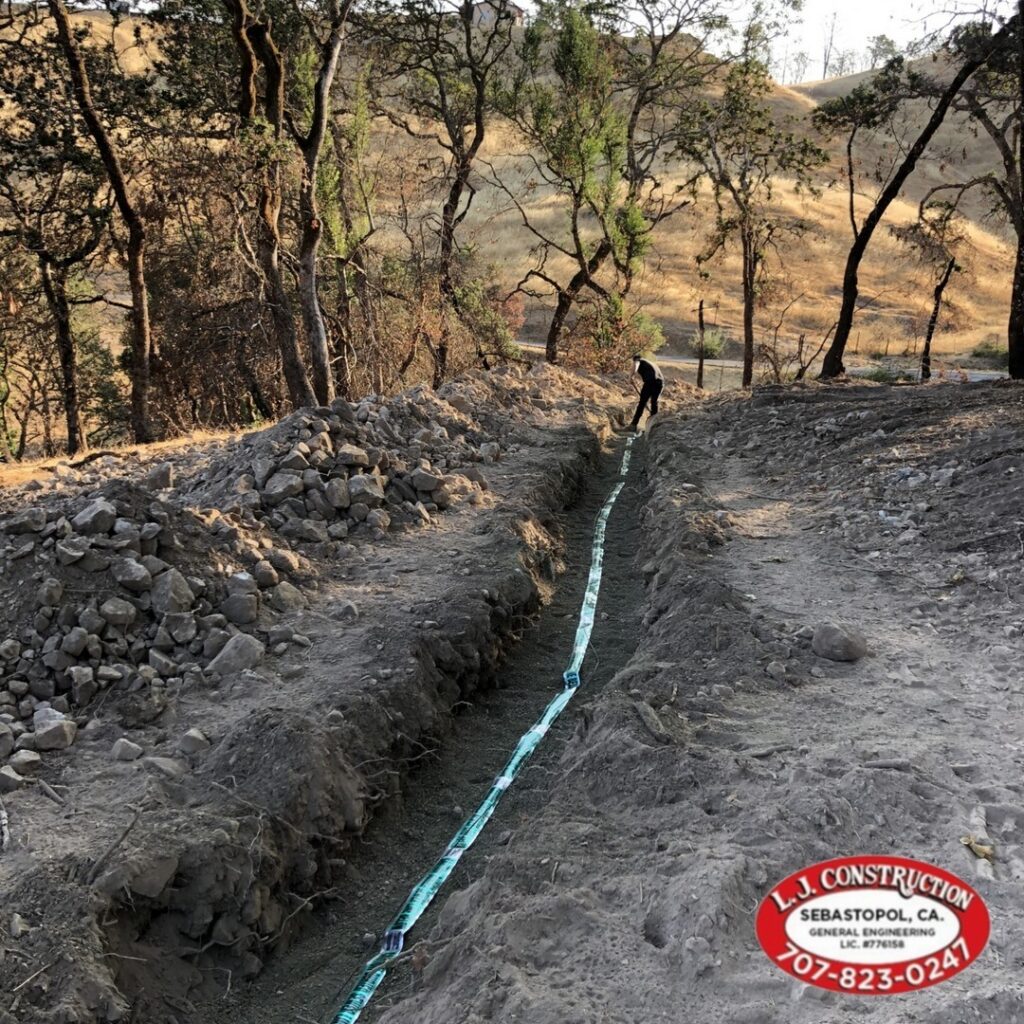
332, 436, 635, 1024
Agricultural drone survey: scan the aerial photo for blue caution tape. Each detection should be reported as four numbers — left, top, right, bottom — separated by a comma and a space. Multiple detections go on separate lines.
331, 436, 635, 1024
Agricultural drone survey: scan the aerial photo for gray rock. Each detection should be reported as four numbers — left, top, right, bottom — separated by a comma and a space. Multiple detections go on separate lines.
221, 593, 259, 625
149, 649, 178, 677
56, 536, 90, 565
9, 750, 41, 775
410, 468, 442, 491
145, 463, 175, 489
9, 913, 30, 938
367, 508, 391, 531
325, 477, 351, 509
227, 572, 258, 596
280, 519, 329, 544
335, 444, 369, 467
765, 660, 787, 680
70, 666, 98, 705
479, 442, 500, 462
113, 557, 154, 592
263, 472, 305, 506
100, 598, 137, 627
207, 633, 265, 676
34, 718, 78, 751
267, 581, 305, 613
348, 474, 385, 507
72, 498, 117, 535
36, 578, 63, 607
61, 627, 90, 657
143, 756, 188, 781
0, 639, 20, 661
0, 724, 13, 759
0, 766, 24, 793
163, 612, 198, 644
278, 449, 310, 472
179, 728, 210, 754
252, 560, 279, 589
112, 737, 143, 761
151, 569, 194, 616
8, 508, 47, 534
812, 623, 870, 662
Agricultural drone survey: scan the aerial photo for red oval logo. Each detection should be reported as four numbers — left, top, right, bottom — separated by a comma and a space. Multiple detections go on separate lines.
756, 855, 990, 995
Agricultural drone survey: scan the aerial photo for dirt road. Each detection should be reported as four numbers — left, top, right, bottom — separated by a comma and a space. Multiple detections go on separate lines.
341, 382, 1024, 1024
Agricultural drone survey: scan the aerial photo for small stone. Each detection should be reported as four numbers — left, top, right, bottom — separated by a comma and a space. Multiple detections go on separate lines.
149, 649, 178, 677
8, 508, 47, 534
765, 660, 787, 680
0, 724, 12, 759
207, 634, 265, 676
61, 627, 90, 657
163, 612, 198, 644
267, 581, 306, 613
325, 478, 351, 509
227, 572, 259, 596
0, 766, 23, 793
0, 639, 20, 661
145, 463, 175, 489
69, 666, 98, 705
479, 442, 500, 462
9, 750, 41, 775
179, 728, 210, 754
100, 598, 137, 627
410, 468, 442, 491
366, 509, 391, 532
56, 536, 89, 564
143, 757, 188, 780
252, 560, 279, 589
34, 718, 78, 751
812, 623, 870, 662
263, 472, 305, 506
348, 474, 385, 507
333, 601, 359, 622
221, 593, 259, 625
335, 444, 369, 467
151, 569, 194, 616
112, 557, 153, 593
36, 578, 63, 607
112, 737, 143, 761
72, 498, 117, 535
10, 913, 30, 938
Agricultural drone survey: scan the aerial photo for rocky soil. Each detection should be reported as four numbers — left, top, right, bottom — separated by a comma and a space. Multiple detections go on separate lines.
360, 380, 1024, 1024
0, 363, 632, 1024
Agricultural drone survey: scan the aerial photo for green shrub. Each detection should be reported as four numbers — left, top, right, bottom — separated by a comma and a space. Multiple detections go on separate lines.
690, 327, 726, 359
971, 340, 1009, 366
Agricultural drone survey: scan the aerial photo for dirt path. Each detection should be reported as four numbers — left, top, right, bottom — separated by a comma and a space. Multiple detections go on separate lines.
349, 387, 1024, 1024
194, 436, 648, 1024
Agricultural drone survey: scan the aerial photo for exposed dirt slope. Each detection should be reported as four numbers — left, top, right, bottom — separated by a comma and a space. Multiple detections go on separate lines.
364, 380, 1024, 1024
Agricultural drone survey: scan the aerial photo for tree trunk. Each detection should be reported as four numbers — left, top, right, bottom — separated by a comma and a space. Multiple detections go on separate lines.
225, 0, 316, 409
297, 15, 346, 406
741, 233, 755, 388
922, 257, 956, 382
1009, 233, 1024, 379
696, 297, 705, 390
820, 26, 1010, 378
1013, 0, 1024, 380
38, 261, 84, 454
48, 0, 154, 442
544, 239, 613, 363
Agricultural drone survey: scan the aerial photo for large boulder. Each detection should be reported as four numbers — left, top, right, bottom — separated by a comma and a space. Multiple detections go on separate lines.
72, 498, 117, 535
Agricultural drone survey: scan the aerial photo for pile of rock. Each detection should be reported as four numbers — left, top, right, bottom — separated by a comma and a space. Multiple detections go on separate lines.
0, 384, 513, 787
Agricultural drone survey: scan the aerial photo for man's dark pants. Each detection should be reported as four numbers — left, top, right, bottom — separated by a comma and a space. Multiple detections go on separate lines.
631, 379, 664, 429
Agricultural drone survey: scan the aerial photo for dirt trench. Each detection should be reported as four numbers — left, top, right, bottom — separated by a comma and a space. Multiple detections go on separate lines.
189, 435, 650, 1024
347, 385, 1024, 1024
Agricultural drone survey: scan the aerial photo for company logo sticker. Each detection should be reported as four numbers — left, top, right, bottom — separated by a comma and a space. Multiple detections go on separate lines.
756, 855, 990, 994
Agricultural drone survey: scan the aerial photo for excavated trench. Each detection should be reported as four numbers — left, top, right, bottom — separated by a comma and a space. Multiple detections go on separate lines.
178, 435, 649, 1024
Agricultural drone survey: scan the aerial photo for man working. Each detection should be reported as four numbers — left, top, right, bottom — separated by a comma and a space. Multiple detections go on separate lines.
629, 352, 664, 432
